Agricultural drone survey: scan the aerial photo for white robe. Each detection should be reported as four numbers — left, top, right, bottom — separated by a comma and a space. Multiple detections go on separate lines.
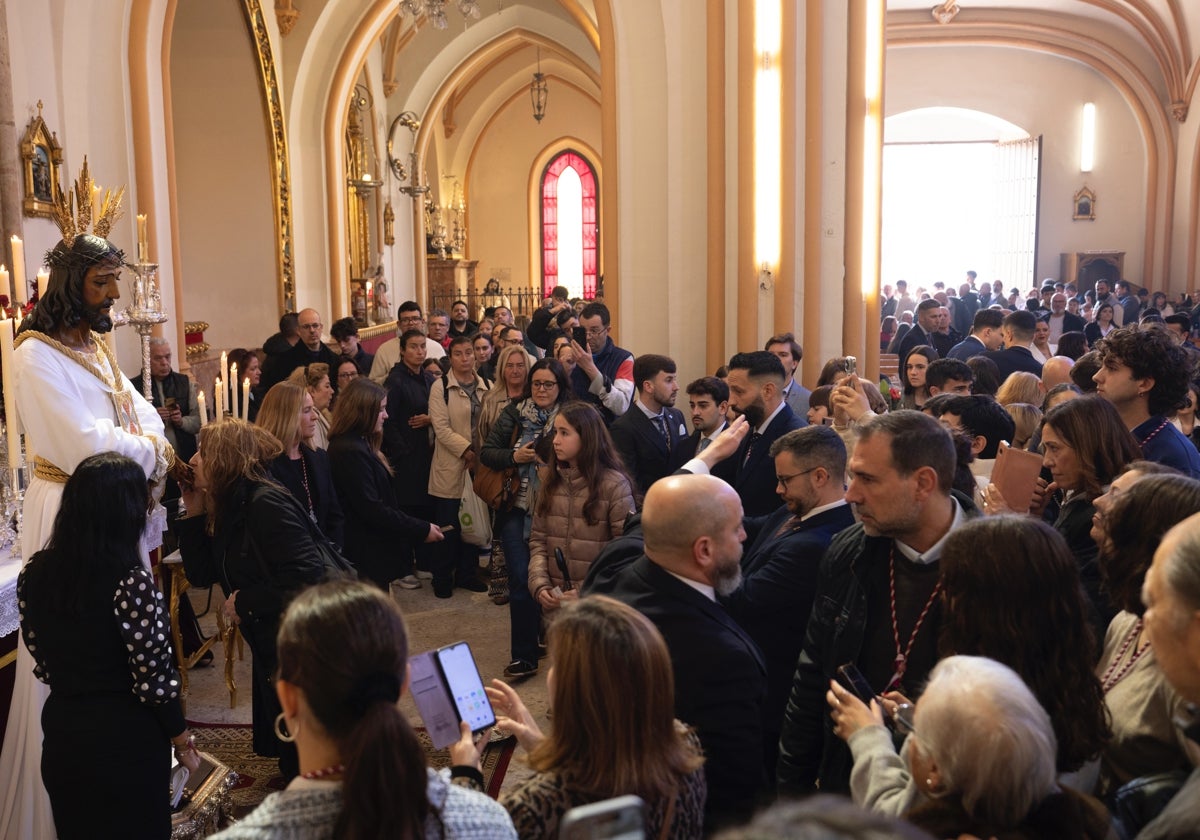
0, 336, 166, 840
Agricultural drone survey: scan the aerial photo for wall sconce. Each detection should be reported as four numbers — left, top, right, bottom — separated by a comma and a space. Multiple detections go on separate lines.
758, 262, 774, 290
387, 111, 429, 198
1080, 102, 1096, 172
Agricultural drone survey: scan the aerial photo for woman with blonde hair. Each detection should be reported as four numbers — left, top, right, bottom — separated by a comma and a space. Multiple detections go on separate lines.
258, 381, 344, 547
996, 371, 1044, 408
1003, 402, 1042, 451
178, 419, 352, 778
327, 378, 441, 590
477, 344, 529, 447
288, 362, 334, 449
461, 596, 706, 837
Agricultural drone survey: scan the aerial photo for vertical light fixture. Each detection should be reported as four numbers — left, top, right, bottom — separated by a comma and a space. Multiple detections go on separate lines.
754, 0, 782, 281
531, 47, 549, 123
1080, 102, 1096, 172
860, 0, 885, 296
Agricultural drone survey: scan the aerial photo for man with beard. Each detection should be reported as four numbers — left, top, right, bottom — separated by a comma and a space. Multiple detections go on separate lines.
585, 473, 768, 831
723, 350, 805, 515
776, 411, 978, 797
610, 354, 687, 497
2, 221, 173, 837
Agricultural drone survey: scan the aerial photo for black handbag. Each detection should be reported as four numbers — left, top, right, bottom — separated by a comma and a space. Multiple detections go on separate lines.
1108, 770, 1190, 839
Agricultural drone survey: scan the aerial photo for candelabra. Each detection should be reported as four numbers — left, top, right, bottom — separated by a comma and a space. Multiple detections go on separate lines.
0, 425, 25, 558
124, 261, 168, 402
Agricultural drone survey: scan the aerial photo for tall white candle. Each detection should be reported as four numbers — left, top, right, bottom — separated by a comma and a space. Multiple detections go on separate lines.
136, 213, 148, 262
10, 237, 24, 307
229, 364, 237, 416
214, 378, 223, 419
91, 185, 101, 224
36, 269, 48, 300
1, 317, 20, 468
197, 390, 207, 428
242, 378, 251, 421
219, 351, 228, 397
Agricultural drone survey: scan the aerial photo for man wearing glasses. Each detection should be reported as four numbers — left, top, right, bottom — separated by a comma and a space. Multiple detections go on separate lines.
567, 302, 634, 424
722, 425, 854, 784
369, 300, 445, 384
262, 307, 341, 390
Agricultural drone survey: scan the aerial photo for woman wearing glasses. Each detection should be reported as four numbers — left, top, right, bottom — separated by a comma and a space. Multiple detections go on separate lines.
480, 358, 570, 678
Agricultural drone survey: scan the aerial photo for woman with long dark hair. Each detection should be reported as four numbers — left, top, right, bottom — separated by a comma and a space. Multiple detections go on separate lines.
227, 347, 262, 422
19, 453, 201, 839
480, 358, 570, 678
1085, 302, 1117, 346
257, 381, 345, 547
830, 516, 1111, 815
327, 377, 441, 590
1090, 472, 1200, 799
528, 402, 634, 611
210, 580, 515, 839
457, 596, 705, 838
900, 346, 936, 410
178, 419, 351, 778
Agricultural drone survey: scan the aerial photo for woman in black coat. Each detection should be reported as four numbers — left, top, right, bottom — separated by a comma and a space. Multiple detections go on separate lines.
19, 453, 202, 839
328, 377, 442, 590
178, 419, 347, 779
257, 381, 345, 547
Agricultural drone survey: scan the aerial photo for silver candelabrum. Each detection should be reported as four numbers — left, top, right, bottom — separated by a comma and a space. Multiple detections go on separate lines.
122, 261, 168, 402
0, 424, 25, 558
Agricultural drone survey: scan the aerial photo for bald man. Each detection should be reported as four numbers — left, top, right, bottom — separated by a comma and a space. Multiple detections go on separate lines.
1041, 355, 1075, 390
261, 306, 341, 391
585, 474, 768, 830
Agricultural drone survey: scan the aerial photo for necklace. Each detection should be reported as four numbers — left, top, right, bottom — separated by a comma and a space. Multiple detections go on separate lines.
297, 454, 317, 523
1137, 417, 1172, 448
887, 545, 942, 692
1100, 618, 1151, 692
300, 763, 344, 780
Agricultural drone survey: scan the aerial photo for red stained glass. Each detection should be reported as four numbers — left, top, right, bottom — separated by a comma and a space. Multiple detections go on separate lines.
541, 150, 598, 298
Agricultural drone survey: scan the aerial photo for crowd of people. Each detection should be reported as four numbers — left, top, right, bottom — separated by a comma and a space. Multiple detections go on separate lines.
11, 259, 1200, 839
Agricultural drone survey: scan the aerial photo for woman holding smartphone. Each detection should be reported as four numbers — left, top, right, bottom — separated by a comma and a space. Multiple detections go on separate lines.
528, 401, 634, 611
480, 358, 570, 678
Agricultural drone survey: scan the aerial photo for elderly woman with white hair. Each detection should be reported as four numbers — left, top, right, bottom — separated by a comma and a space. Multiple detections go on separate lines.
828, 656, 1113, 839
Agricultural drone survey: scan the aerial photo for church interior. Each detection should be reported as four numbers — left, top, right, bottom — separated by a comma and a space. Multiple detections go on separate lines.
4, 0, 1200, 834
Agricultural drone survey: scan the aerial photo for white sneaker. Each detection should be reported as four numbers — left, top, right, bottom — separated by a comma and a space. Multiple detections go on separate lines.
414, 569, 434, 581
396, 575, 422, 590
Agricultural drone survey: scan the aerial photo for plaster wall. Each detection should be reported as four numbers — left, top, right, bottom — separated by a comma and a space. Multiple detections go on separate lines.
170, 0, 278, 351
886, 45, 1147, 287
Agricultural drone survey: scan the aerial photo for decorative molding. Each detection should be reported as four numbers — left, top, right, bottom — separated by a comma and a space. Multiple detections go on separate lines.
275, 0, 300, 36
242, 0, 296, 312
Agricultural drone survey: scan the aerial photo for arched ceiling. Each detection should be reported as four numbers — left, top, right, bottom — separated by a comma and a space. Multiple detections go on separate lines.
887, 0, 1200, 119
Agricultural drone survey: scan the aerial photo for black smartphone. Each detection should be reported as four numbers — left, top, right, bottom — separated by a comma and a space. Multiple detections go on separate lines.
836, 662, 876, 704
555, 547, 573, 591
572, 325, 588, 346
436, 641, 497, 734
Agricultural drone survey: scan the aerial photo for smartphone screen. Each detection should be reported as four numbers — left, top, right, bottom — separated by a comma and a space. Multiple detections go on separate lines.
836, 662, 876, 704
561, 795, 646, 839
436, 641, 497, 734
572, 325, 588, 346
408, 651, 462, 749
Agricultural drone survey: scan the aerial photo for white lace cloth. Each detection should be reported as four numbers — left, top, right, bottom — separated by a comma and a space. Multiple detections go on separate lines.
0, 549, 18, 638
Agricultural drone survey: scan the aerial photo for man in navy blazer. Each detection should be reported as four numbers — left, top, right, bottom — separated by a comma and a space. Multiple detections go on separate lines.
723, 351, 806, 516
669, 375, 730, 471
723, 425, 855, 782
946, 308, 1005, 361
610, 354, 688, 497
894, 298, 943, 363
584, 473, 768, 830
980, 309, 1044, 381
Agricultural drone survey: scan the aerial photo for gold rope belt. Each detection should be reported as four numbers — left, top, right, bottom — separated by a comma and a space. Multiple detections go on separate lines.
33, 457, 70, 484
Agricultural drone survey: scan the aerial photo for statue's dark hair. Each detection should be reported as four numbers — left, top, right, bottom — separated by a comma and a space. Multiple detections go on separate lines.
22, 235, 124, 335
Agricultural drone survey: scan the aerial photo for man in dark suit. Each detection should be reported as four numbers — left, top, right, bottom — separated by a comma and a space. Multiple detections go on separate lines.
610, 354, 688, 497
949, 279, 980, 337
584, 473, 768, 830
670, 375, 729, 470
261, 307, 342, 390
723, 425, 854, 782
723, 351, 805, 516
766, 332, 812, 421
946, 308, 1005, 361
894, 298, 942, 363
980, 309, 1044, 381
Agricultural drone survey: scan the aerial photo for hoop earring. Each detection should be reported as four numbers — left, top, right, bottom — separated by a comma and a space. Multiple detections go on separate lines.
274, 712, 295, 743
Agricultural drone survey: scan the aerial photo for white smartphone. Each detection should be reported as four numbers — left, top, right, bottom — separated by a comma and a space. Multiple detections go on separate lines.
560, 795, 646, 839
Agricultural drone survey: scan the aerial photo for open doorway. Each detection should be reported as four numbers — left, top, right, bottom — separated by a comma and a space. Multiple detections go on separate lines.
882, 108, 1040, 294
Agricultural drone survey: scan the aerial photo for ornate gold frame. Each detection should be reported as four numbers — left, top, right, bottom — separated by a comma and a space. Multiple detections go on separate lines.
241, 0, 296, 312
1073, 186, 1097, 221
20, 101, 63, 219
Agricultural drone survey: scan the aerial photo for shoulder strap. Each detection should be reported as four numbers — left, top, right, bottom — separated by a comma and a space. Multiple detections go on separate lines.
442, 373, 450, 404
